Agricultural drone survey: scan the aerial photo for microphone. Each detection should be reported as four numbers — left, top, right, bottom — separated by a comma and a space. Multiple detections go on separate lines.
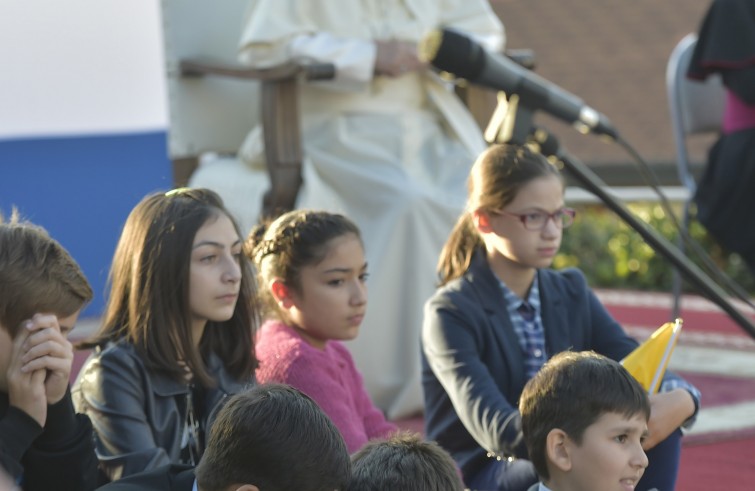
419, 29, 619, 139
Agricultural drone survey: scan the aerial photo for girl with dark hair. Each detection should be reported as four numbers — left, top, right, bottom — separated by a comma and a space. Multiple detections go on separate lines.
73, 188, 258, 481
246, 210, 396, 453
421, 144, 700, 491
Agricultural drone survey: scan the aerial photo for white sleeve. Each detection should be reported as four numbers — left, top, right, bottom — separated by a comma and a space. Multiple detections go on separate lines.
239, 32, 377, 93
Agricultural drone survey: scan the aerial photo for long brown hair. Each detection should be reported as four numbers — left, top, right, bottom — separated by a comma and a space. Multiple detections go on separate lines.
80, 188, 259, 387
437, 144, 562, 285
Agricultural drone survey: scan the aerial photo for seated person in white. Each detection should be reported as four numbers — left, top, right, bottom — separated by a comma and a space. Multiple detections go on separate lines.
191, 0, 504, 418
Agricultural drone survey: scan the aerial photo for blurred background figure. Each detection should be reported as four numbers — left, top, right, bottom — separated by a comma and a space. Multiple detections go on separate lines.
687, 0, 755, 278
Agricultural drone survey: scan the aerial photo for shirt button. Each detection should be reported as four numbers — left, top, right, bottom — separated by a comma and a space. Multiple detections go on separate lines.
533, 349, 543, 357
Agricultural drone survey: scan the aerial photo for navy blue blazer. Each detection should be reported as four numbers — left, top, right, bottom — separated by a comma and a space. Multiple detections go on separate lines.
421, 251, 643, 479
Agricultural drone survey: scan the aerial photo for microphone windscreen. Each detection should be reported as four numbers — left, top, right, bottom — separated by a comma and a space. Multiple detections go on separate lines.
419, 29, 486, 81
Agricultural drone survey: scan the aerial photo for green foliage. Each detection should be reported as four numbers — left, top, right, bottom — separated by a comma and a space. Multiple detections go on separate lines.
556, 203, 755, 294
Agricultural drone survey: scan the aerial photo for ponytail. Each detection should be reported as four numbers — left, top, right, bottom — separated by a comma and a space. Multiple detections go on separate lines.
437, 213, 483, 286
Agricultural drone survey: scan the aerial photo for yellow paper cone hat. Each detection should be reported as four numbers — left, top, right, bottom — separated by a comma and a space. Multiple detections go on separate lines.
621, 318, 683, 394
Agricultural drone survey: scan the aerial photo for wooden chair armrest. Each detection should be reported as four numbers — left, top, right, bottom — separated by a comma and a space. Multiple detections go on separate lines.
179, 59, 335, 82
176, 58, 335, 214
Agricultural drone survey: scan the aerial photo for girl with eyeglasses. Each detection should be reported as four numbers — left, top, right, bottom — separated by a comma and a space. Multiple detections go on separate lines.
421, 144, 700, 491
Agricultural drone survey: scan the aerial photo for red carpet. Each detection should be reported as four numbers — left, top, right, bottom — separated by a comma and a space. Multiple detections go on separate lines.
603, 290, 755, 490
678, 372, 755, 409
677, 436, 755, 490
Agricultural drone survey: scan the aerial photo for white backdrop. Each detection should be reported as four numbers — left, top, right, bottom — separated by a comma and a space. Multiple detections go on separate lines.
0, 0, 167, 138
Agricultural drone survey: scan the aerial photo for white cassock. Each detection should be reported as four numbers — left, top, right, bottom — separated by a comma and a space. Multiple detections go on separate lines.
191, 0, 504, 418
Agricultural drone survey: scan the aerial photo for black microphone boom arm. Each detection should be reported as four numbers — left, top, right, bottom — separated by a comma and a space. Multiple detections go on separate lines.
506, 109, 755, 339
422, 27, 755, 338
420, 28, 619, 139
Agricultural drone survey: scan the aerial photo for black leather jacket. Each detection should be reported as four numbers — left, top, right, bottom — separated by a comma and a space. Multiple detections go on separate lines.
72, 341, 253, 481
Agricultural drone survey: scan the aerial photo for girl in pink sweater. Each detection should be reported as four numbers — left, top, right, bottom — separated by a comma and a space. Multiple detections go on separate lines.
246, 210, 397, 453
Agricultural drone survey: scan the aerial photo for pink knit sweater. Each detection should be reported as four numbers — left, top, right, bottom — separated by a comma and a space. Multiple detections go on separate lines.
255, 320, 397, 453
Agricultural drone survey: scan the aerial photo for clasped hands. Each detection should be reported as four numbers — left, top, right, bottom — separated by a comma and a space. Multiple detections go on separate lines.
6, 314, 73, 427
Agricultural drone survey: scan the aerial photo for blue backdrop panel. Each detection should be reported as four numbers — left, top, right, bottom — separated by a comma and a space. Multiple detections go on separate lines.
0, 131, 173, 317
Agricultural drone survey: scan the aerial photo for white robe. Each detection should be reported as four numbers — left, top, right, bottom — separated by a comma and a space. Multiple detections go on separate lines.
192, 0, 504, 418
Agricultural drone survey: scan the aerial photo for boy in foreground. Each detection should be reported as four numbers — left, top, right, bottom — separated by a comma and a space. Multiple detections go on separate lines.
519, 351, 651, 491
0, 211, 98, 490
